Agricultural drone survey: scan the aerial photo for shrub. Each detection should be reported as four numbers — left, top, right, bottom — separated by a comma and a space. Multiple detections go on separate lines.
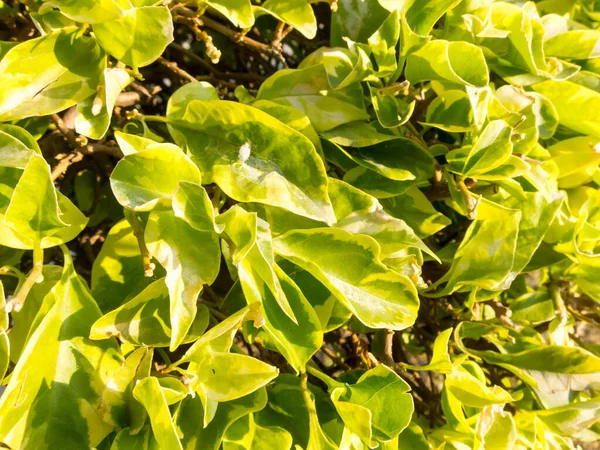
0, 0, 599, 449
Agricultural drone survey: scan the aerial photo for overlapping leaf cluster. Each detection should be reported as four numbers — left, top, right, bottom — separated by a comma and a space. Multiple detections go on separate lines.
0, 0, 599, 449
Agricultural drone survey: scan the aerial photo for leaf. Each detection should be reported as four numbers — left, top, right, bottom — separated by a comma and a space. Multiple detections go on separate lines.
90, 278, 210, 347
381, 188, 451, 238
133, 377, 184, 450
331, 0, 390, 46
100, 347, 153, 429
145, 182, 221, 350
405, 0, 461, 36
256, 64, 369, 132
533, 80, 600, 138
175, 388, 268, 450
76, 68, 132, 139
49, 0, 130, 23
110, 145, 201, 211
166, 81, 219, 119
445, 366, 515, 408
4, 155, 68, 245
191, 352, 279, 403
8, 265, 62, 363
223, 413, 293, 450
93, 6, 174, 69
331, 365, 414, 446
273, 228, 420, 330
431, 199, 522, 295
447, 120, 514, 177
91, 219, 166, 313
326, 138, 435, 182
403, 328, 453, 374
456, 323, 600, 394
252, 99, 323, 152
110, 426, 159, 450
0, 127, 40, 169
544, 30, 600, 60
406, 40, 489, 87
168, 100, 336, 223
255, 374, 339, 449
217, 205, 298, 323
257, 0, 317, 39
0, 249, 121, 450
202, 0, 254, 29
0, 27, 105, 121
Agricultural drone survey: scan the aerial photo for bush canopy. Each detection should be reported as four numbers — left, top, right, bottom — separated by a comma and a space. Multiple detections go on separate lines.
0, 0, 599, 449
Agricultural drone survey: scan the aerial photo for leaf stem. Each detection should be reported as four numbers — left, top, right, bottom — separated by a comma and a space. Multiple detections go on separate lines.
8, 243, 44, 313
125, 209, 155, 277
550, 283, 569, 325
305, 364, 344, 390
456, 177, 478, 219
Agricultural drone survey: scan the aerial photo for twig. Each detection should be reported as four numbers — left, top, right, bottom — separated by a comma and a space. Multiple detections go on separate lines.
125, 210, 155, 277
158, 56, 197, 83
169, 42, 266, 83
382, 329, 395, 367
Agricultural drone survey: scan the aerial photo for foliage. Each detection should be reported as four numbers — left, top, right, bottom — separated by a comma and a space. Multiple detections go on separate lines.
0, 0, 600, 449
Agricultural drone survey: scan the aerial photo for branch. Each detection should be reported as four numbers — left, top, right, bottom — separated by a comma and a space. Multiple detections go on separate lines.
169, 42, 265, 83
158, 56, 197, 83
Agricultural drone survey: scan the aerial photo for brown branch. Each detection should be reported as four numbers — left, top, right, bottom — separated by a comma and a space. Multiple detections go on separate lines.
172, 6, 285, 63
169, 42, 265, 83
157, 56, 197, 83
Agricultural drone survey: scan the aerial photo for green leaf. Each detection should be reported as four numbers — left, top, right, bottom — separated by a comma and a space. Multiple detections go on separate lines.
100, 347, 153, 430
445, 365, 515, 408
90, 278, 210, 347
145, 183, 220, 350
380, 188, 451, 238
49, 0, 131, 23
168, 100, 336, 223
175, 388, 268, 450
331, 0, 390, 46
273, 228, 420, 330
256, 64, 369, 132
0, 249, 121, 450
0, 127, 40, 169
403, 327, 453, 373
93, 6, 174, 69
110, 145, 201, 211
431, 199, 522, 295
202, 0, 254, 29
133, 377, 184, 450
217, 205, 298, 323
456, 323, 600, 394
4, 155, 68, 243
0, 27, 105, 121
110, 426, 159, 450
76, 68, 132, 139
326, 138, 435, 182
405, 0, 461, 36
8, 265, 62, 363
447, 120, 514, 177
223, 413, 293, 450
331, 365, 413, 446
252, 99, 323, 153
545, 30, 600, 60
257, 0, 317, 39
533, 80, 600, 138
166, 82, 219, 119
406, 40, 489, 87
191, 352, 279, 403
